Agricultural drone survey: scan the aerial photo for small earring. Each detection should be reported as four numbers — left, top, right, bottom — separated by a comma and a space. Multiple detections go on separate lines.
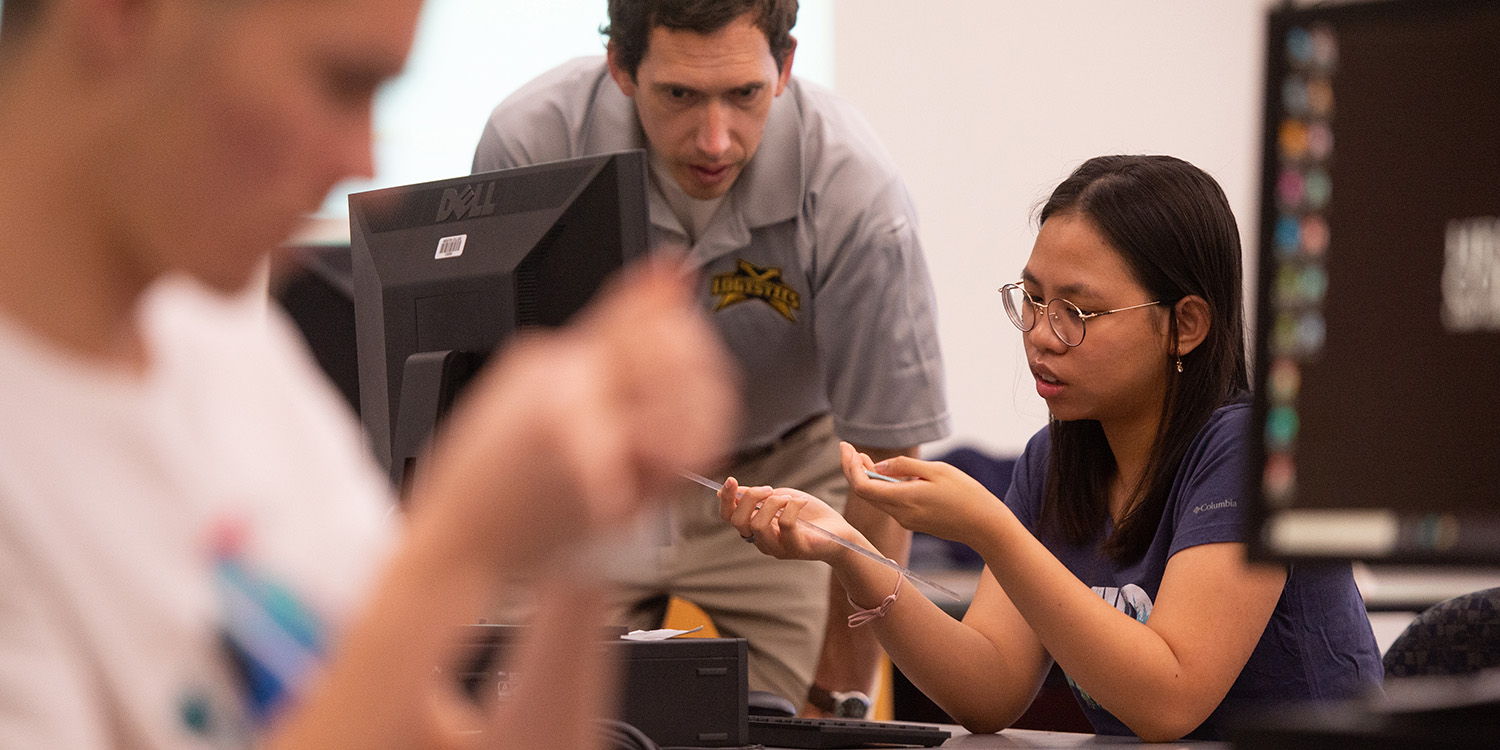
1175, 357, 1184, 374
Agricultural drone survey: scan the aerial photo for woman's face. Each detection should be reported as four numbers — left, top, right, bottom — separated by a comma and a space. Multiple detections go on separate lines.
1019, 212, 1173, 431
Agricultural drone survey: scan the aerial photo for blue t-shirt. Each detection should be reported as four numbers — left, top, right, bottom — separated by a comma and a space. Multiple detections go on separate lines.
1003, 401, 1382, 739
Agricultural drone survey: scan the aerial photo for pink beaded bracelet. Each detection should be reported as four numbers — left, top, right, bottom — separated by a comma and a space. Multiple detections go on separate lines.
846, 572, 904, 627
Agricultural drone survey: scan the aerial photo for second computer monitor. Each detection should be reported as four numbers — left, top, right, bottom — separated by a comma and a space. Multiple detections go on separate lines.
350, 150, 649, 491
1247, 0, 1500, 564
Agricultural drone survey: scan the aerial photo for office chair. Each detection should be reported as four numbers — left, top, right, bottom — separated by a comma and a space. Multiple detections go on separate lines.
1383, 587, 1500, 678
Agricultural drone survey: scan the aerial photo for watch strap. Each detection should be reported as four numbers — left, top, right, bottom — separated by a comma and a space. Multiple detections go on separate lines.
805, 683, 836, 713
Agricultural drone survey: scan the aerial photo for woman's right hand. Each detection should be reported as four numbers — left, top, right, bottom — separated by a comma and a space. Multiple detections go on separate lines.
840, 442, 1006, 550
717, 477, 868, 563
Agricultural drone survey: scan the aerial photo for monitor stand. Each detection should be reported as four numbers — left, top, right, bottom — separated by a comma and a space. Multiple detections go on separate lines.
391, 349, 485, 495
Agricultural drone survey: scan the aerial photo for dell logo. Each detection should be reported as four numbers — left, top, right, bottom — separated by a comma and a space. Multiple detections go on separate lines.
436, 182, 497, 222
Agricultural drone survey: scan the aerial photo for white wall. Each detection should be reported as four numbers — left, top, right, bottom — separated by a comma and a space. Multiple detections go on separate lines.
832, 0, 1276, 457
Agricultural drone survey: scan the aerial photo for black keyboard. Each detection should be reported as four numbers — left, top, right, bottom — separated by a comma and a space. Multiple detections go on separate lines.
746, 715, 950, 748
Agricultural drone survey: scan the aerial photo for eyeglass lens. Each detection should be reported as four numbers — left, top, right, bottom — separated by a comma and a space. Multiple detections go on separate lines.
1001, 285, 1086, 346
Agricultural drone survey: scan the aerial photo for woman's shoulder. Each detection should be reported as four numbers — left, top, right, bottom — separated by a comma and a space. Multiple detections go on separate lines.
1192, 395, 1253, 452
1163, 398, 1256, 551
1168, 398, 1255, 491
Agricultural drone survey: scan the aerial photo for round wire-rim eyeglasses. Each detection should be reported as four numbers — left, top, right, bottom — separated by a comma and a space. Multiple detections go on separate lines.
998, 281, 1163, 347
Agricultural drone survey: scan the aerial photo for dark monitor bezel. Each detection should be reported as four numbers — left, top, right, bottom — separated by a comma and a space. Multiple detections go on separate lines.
349, 150, 649, 491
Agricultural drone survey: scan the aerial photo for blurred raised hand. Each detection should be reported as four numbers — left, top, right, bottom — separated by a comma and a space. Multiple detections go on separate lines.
410, 258, 742, 572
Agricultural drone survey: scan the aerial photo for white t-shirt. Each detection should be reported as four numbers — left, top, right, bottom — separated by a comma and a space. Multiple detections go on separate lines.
0, 277, 395, 749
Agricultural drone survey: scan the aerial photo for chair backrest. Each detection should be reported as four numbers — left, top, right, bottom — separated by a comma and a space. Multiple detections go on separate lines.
1383, 587, 1500, 678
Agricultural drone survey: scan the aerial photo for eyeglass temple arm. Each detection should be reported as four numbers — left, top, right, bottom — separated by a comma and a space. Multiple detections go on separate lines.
1075, 299, 1164, 321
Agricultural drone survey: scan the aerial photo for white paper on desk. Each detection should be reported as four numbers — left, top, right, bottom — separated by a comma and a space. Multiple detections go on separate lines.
621, 625, 704, 641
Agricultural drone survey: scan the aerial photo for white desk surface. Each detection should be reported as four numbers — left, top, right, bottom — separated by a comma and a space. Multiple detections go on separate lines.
1352, 564, 1500, 610
805, 726, 1226, 749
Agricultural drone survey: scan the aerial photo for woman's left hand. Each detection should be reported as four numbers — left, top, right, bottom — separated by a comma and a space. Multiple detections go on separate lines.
839, 442, 1004, 547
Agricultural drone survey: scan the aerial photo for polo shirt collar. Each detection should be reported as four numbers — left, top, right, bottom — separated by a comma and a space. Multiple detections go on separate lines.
731, 81, 803, 229
583, 69, 650, 155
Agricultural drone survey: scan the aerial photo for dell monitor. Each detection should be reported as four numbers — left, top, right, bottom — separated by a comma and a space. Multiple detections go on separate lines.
350, 150, 649, 492
1247, 0, 1500, 564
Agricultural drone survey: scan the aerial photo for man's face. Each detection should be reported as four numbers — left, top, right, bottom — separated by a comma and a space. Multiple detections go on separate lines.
608, 14, 794, 200
118, 0, 421, 292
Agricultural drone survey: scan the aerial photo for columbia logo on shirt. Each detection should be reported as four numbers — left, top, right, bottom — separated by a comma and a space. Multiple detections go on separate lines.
1192, 499, 1238, 514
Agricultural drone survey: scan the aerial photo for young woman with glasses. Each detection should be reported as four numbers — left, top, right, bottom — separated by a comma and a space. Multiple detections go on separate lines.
719, 155, 1381, 741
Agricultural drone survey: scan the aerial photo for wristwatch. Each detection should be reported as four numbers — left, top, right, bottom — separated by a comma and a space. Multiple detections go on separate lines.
806, 684, 873, 719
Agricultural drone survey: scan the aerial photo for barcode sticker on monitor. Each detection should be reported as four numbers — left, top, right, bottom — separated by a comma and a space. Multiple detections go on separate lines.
435, 234, 467, 259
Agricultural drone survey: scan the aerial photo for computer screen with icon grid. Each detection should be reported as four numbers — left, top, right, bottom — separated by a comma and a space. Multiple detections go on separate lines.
1247, 0, 1500, 564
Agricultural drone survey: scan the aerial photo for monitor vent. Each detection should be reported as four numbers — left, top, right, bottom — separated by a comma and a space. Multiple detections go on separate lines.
515, 222, 566, 327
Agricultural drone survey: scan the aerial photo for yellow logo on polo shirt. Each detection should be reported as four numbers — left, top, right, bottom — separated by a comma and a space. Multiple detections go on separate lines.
711, 260, 802, 322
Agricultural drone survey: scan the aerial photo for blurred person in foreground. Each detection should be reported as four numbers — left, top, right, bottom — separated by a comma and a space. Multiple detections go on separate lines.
0, 0, 738, 748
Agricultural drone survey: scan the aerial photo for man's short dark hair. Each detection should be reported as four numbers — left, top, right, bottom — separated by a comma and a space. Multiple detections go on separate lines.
604, 0, 798, 79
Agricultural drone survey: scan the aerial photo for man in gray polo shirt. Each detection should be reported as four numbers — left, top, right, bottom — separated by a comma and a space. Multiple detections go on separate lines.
472, 0, 949, 714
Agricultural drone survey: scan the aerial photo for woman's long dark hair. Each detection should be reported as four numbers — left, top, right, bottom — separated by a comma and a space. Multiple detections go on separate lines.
1036, 155, 1248, 563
